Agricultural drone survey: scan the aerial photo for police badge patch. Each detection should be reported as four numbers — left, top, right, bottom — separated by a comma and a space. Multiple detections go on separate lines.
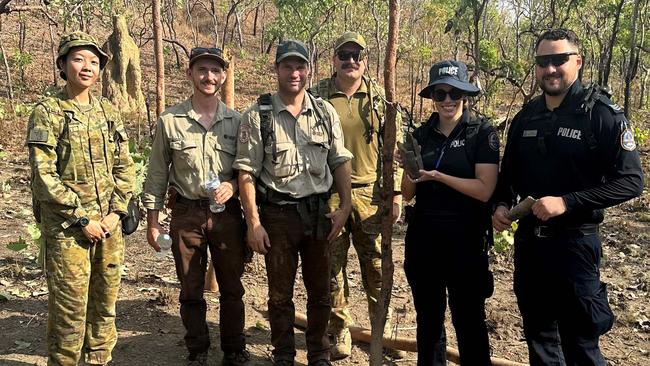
621, 128, 636, 151
239, 123, 251, 144
488, 131, 500, 151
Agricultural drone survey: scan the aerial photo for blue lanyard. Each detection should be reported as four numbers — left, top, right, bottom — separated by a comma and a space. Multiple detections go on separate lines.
433, 125, 465, 170
434, 145, 447, 170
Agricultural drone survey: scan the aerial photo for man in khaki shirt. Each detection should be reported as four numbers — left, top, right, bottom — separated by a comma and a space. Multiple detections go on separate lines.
234, 40, 352, 366
310, 32, 404, 360
142, 48, 249, 366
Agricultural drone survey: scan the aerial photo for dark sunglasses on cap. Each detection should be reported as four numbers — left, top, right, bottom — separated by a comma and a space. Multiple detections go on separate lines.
336, 50, 364, 62
432, 88, 465, 102
534, 52, 578, 68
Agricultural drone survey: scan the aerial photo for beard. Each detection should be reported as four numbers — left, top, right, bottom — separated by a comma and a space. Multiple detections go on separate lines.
538, 73, 572, 96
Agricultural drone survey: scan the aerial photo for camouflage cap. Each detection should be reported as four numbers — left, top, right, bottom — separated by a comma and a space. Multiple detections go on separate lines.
275, 40, 310, 64
57, 31, 110, 70
334, 32, 366, 50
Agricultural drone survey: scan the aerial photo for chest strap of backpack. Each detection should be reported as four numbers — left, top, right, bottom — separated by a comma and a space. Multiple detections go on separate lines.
257, 93, 277, 163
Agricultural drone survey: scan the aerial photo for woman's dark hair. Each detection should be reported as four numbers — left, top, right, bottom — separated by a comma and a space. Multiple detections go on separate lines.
535, 29, 580, 51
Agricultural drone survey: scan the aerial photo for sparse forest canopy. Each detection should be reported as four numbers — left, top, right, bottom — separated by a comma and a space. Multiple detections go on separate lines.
0, 0, 649, 126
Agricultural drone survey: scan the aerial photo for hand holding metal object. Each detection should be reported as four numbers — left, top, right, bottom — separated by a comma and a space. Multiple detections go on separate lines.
506, 196, 537, 221
398, 133, 424, 179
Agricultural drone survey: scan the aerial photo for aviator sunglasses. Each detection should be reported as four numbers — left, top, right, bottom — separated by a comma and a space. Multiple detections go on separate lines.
432, 88, 465, 102
534, 52, 578, 68
336, 50, 364, 62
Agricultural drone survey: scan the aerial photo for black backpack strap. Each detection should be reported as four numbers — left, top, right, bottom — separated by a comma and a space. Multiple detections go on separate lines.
307, 92, 333, 145
578, 83, 623, 151
257, 93, 277, 163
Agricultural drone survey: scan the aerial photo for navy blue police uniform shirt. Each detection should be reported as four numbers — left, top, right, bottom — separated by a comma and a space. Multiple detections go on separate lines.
495, 80, 644, 226
412, 109, 500, 222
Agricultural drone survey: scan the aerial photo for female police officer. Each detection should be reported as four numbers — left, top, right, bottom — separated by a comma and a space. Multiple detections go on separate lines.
27, 31, 135, 365
399, 60, 499, 365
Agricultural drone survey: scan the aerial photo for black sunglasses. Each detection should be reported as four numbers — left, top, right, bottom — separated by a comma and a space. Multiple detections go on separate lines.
336, 50, 363, 62
534, 52, 578, 68
432, 88, 465, 102
190, 47, 222, 58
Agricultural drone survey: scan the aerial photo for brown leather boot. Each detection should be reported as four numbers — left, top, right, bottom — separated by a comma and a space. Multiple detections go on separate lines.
329, 327, 352, 360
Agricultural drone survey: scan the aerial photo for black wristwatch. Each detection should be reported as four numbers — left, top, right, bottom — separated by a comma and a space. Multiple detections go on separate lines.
78, 216, 90, 227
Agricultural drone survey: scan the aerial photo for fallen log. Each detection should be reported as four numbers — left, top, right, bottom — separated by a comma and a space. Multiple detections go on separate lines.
294, 311, 527, 366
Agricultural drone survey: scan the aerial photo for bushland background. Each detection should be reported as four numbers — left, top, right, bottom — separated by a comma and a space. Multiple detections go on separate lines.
0, 0, 648, 364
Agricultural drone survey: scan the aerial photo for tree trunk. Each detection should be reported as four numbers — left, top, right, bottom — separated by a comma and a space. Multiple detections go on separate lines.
0, 35, 14, 100
602, 0, 625, 87
48, 23, 57, 86
624, 0, 641, 117
153, 0, 165, 117
252, 4, 259, 36
640, 66, 649, 109
370, 0, 399, 364
186, 0, 198, 46
221, 48, 235, 109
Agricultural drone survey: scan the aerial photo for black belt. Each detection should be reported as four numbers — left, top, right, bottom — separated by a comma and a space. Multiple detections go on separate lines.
529, 224, 599, 238
351, 182, 373, 189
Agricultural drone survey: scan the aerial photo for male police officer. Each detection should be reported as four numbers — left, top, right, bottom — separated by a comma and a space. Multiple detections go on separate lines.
492, 29, 644, 365
28, 31, 135, 365
234, 40, 353, 366
310, 32, 404, 360
142, 47, 249, 366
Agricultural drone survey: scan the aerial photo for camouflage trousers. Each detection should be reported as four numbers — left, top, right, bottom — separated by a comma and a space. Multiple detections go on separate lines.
45, 226, 124, 366
328, 184, 391, 333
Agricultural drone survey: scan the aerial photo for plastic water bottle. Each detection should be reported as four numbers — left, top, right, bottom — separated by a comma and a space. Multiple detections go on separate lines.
205, 172, 225, 213
156, 233, 172, 260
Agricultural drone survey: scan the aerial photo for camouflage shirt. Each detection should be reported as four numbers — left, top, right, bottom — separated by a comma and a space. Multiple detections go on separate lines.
27, 89, 135, 234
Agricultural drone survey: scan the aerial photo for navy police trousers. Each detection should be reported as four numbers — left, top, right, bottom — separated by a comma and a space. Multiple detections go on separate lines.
514, 225, 614, 366
404, 217, 493, 366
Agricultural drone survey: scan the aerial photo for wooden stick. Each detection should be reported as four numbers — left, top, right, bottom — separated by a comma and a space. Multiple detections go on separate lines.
294, 312, 527, 366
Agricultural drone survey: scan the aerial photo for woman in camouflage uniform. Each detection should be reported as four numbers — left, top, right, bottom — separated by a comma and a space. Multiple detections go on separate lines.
26, 31, 135, 366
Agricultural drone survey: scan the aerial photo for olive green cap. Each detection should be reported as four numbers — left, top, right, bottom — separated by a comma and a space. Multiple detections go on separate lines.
275, 40, 310, 64
334, 31, 366, 50
57, 31, 110, 70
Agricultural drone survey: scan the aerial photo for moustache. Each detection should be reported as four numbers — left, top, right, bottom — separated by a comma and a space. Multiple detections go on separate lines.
543, 73, 562, 79
342, 63, 359, 70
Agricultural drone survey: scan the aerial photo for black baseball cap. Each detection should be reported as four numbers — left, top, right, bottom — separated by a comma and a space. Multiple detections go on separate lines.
189, 47, 229, 69
419, 60, 480, 98
275, 40, 310, 64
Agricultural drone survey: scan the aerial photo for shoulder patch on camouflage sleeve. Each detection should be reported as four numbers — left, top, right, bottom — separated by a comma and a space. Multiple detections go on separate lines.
28, 128, 49, 143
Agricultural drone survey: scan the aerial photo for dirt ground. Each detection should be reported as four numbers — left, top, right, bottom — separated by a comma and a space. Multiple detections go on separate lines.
0, 145, 648, 365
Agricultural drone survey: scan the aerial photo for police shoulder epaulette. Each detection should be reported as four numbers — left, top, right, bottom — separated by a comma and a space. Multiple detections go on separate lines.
595, 93, 624, 115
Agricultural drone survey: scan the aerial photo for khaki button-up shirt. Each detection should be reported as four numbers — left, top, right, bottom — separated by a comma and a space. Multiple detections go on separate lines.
233, 92, 352, 199
311, 76, 403, 188
142, 99, 241, 210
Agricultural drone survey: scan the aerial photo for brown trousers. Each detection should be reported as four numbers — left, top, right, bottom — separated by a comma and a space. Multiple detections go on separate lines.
169, 197, 246, 355
260, 203, 332, 363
